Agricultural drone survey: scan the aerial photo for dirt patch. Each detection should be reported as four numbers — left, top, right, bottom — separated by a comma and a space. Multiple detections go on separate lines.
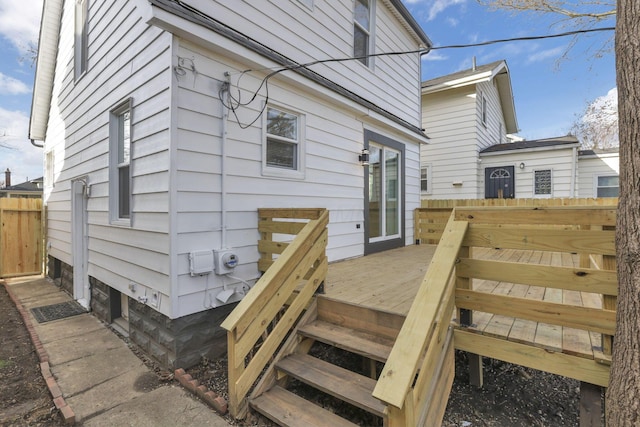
0, 285, 63, 426
188, 341, 600, 426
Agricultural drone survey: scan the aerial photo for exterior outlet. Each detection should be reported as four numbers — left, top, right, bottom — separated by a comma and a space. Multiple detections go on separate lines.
214, 250, 238, 275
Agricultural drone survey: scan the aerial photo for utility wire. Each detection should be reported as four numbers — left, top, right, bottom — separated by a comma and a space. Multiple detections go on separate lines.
220, 26, 614, 128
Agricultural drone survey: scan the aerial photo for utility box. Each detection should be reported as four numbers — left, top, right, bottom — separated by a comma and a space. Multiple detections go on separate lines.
189, 250, 214, 276
214, 250, 238, 275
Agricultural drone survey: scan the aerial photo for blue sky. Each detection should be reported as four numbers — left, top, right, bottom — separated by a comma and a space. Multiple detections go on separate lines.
0, 0, 616, 185
405, 0, 616, 139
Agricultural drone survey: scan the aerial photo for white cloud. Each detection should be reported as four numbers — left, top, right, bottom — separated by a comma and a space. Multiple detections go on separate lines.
422, 51, 448, 61
0, 107, 43, 183
0, 72, 30, 95
526, 46, 566, 64
0, 0, 43, 52
426, 0, 467, 21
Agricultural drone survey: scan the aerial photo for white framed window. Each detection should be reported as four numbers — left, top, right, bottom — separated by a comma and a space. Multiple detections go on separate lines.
45, 150, 55, 188
263, 105, 305, 179
480, 91, 488, 126
109, 98, 132, 224
534, 169, 552, 196
420, 165, 431, 194
74, 0, 88, 80
354, 0, 374, 67
595, 175, 619, 197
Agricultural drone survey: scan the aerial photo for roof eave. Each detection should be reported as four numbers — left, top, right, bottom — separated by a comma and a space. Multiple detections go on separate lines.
29, 0, 64, 142
385, 0, 432, 48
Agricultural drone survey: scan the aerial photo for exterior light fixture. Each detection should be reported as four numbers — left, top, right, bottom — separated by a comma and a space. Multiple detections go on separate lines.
359, 149, 370, 166
519, 162, 525, 169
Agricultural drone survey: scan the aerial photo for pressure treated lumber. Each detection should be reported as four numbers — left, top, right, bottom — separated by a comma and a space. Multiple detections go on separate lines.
251, 386, 359, 427
297, 320, 394, 363
276, 353, 386, 417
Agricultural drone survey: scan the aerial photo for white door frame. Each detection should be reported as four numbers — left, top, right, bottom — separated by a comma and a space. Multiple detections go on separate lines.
72, 178, 90, 310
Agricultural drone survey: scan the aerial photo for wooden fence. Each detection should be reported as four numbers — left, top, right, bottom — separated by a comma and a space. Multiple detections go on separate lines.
416, 198, 618, 244
0, 198, 43, 278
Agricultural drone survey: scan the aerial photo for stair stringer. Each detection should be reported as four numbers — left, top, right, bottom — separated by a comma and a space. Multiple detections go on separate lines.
249, 298, 319, 402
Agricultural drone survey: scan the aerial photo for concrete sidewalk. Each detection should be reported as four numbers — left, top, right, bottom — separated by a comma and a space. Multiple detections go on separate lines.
4, 276, 230, 426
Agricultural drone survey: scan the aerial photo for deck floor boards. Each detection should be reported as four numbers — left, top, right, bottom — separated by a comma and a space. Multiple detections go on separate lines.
324, 245, 603, 361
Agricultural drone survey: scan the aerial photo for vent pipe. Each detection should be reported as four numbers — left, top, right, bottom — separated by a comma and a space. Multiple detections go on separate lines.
4, 168, 10, 187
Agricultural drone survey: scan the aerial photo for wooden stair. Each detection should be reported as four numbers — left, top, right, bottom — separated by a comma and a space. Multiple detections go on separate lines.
249, 303, 399, 426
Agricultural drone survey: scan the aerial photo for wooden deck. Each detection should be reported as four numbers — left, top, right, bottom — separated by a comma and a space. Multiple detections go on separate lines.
324, 244, 605, 362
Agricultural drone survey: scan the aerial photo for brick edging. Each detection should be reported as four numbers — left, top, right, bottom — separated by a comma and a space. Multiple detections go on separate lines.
174, 368, 228, 415
2, 281, 76, 425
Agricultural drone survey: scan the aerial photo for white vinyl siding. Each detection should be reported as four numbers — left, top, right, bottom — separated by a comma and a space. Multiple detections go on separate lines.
173, 40, 420, 316
480, 149, 575, 198
420, 86, 479, 199
174, 0, 423, 126
576, 153, 619, 198
43, 0, 173, 317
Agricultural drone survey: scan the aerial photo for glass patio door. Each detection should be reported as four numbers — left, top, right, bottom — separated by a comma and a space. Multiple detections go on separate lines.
368, 143, 401, 242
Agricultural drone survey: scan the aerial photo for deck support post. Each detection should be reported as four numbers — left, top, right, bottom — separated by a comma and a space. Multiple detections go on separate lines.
579, 382, 603, 427
468, 353, 484, 387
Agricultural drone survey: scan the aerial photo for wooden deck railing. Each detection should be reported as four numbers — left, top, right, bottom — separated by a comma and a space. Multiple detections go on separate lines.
221, 208, 329, 418
453, 206, 617, 386
416, 198, 618, 244
373, 214, 468, 426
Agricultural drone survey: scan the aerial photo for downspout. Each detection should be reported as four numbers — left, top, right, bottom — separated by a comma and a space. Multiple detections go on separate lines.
31, 139, 44, 148
569, 146, 577, 197
570, 146, 577, 197
220, 78, 230, 249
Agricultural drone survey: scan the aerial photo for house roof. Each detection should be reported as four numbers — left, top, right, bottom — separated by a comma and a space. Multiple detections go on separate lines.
578, 147, 619, 157
30, 0, 431, 142
480, 135, 580, 154
2, 177, 44, 192
421, 60, 519, 134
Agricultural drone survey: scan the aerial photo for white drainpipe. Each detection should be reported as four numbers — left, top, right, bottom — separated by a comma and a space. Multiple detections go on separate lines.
220, 81, 229, 249
570, 146, 577, 197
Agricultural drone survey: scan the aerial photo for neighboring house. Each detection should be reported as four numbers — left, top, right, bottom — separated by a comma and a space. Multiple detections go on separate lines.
0, 169, 44, 198
479, 136, 581, 198
420, 61, 619, 200
577, 148, 620, 198
29, 0, 431, 367
420, 60, 519, 199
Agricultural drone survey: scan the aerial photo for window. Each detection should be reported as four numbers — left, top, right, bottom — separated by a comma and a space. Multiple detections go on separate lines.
264, 106, 304, 178
596, 175, 619, 197
420, 166, 431, 193
74, 0, 88, 80
354, 0, 372, 66
109, 99, 132, 223
480, 91, 488, 126
534, 169, 552, 196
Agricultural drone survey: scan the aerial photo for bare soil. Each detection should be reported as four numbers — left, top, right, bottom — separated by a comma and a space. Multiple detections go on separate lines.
188, 341, 600, 427
0, 285, 64, 426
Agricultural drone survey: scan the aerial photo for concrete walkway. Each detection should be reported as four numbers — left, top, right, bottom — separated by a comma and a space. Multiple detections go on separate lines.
4, 276, 230, 426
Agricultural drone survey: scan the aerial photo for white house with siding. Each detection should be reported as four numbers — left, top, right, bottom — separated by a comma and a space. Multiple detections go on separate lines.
419, 61, 619, 200
419, 60, 519, 199
29, 0, 431, 368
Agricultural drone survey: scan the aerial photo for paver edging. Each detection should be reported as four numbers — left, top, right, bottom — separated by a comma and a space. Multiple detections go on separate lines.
174, 368, 228, 415
2, 280, 76, 425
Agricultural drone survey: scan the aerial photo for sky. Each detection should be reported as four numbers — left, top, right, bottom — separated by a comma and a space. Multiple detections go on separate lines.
0, 0, 617, 185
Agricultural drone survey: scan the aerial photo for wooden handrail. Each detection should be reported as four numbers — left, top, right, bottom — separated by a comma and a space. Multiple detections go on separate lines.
221, 209, 329, 418
373, 213, 468, 411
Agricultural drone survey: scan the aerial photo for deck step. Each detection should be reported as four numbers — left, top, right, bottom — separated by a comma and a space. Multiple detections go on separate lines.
276, 353, 386, 418
298, 320, 394, 362
251, 386, 359, 427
